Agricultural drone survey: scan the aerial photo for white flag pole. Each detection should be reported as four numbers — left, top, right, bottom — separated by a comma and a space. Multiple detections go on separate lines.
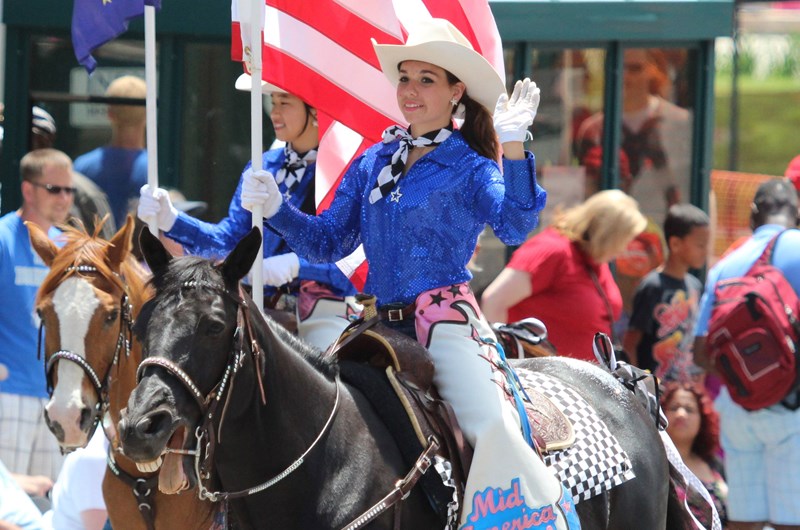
248, 0, 265, 312
144, 5, 159, 236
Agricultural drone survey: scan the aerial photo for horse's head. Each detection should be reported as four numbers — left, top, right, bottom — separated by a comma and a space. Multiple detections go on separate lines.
120, 227, 261, 494
29, 216, 142, 450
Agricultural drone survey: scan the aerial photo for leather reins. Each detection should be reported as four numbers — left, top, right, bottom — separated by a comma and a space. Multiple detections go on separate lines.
135, 282, 344, 503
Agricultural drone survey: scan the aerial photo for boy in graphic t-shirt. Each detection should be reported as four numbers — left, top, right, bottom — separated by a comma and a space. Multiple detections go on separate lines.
623, 203, 710, 382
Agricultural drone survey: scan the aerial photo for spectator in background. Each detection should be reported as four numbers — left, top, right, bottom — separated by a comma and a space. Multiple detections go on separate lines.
661, 381, 728, 528
481, 190, 646, 360
74, 76, 147, 228
785, 154, 800, 197
0, 460, 44, 530
0, 149, 72, 492
30, 106, 116, 240
694, 179, 800, 530
0, 365, 44, 530
41, 430, 107, 530
623, 203, 709, 382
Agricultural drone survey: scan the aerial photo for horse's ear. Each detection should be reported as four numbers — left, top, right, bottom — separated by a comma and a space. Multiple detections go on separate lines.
139, 227, 173, 277
26, 221, 58, 267
221, 228, 262, 284
106, 216, 135, 270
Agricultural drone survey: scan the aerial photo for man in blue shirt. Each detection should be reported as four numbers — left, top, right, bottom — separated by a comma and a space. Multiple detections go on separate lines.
694, 179, 800, 530
0, 149, 71, 487
73, 76, 147, 227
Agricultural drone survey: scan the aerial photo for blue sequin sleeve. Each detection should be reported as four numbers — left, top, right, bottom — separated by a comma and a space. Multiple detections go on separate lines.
267, 153, 369, 264
166, 178, 253, 260
298, 258, 355, 294
472, 151, 545, 245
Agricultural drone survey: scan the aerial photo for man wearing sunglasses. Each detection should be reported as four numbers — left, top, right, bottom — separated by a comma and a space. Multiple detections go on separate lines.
0, 148, 74, 495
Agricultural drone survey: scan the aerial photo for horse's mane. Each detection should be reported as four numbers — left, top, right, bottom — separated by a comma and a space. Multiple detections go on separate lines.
37, 221, 151, 313
137, 255, 339, 379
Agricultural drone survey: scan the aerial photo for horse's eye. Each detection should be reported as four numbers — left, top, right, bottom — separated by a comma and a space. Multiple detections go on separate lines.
107, 309, 120, 323
206, 322, 225, 336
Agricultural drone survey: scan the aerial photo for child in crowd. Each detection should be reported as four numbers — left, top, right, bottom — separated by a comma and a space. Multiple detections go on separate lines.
623, 203, 710, 382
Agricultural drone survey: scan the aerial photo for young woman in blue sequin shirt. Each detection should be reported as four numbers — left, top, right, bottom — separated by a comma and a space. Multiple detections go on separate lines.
136, 78, 357, 351
241, 18, 581, 530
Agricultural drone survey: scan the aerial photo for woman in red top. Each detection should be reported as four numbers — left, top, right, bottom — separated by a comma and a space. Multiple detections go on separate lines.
482, 189, 646, 360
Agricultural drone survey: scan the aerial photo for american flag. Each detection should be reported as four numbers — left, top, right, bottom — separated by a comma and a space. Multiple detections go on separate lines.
231, 0, 505, 288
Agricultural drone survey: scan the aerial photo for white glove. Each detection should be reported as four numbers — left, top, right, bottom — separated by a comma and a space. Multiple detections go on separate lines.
138, 185, 179, 232
241, 168, 282, 218
493, 78, 540, 144
262, 252, 300, 287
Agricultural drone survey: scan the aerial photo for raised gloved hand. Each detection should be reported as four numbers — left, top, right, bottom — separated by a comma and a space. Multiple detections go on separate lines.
261, 252, 300, 287
493, 78, 540, 144
138, 184, 179, 232
241, 168, 282, 218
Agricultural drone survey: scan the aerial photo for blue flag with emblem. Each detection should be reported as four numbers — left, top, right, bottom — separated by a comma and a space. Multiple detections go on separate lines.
72, 0, 161, 73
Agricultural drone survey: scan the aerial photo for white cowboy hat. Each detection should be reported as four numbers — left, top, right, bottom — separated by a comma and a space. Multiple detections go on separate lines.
372, 18, 505, 113
235, 73, 284, 95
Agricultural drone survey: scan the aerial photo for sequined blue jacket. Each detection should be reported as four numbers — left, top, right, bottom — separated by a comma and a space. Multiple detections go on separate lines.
166, 148, 355, 296
268, 131, 545, 305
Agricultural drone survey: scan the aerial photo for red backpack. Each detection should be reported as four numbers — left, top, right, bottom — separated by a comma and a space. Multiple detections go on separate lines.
708, 231, 800, 411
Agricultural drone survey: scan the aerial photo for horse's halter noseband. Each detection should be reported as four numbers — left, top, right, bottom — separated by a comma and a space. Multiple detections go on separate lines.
136, 280, 341, 503
38, 264, 133, 450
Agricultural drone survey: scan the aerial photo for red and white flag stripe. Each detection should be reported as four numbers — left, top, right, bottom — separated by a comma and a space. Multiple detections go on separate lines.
232, 0, 505, 289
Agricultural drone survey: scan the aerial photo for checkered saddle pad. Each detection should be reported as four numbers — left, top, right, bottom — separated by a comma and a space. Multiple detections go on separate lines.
517, 369, 636, 503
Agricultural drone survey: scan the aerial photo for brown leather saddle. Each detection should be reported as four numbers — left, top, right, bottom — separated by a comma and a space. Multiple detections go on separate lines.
328, 309, 472, 506
328, 299, 575, 496
492, 318, 558, 359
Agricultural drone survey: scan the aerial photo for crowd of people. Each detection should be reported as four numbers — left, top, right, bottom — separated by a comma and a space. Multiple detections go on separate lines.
3, 17, 800, 530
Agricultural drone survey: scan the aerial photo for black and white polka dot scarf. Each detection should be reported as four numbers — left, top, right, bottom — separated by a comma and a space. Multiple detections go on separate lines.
368, 124, 453, 204
275, 145, 317, 195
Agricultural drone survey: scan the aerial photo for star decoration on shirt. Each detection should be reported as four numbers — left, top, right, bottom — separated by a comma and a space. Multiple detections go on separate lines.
447, 285, 462, 297
429, 291, 446, 306
389, 187, 403, 203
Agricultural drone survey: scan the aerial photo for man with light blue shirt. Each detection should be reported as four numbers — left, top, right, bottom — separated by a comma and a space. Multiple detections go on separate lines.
0, 459, 44, 530
73, 76, 147, 227
0, 149, 72, 485
694, 179, 800, 530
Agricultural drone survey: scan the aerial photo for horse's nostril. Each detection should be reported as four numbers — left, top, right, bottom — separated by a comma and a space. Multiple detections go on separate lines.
79, 407, 94, 431
136, 410, 171, 437
43, 410, 65, 442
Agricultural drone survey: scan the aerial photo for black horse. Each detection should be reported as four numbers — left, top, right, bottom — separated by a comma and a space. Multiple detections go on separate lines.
120, 228, 691, 530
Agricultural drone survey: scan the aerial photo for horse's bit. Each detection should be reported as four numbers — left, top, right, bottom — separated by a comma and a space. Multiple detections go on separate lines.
136, 282, 343, 503
39, 264, 133, 450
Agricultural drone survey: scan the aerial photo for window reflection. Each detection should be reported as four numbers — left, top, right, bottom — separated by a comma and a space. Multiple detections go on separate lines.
529, 48, 605, 225
575, 48, 694, 225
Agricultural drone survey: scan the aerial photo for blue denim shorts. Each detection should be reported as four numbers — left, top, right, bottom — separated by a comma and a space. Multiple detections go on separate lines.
716, 387, 800, 524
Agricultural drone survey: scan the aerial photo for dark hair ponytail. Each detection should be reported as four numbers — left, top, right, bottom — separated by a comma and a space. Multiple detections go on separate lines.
458, 93, 498, 161
446, 71, 498, 161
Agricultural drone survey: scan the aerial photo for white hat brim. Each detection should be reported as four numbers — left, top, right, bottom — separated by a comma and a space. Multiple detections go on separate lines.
372, 39, 505, 113
235, 73, 284, 95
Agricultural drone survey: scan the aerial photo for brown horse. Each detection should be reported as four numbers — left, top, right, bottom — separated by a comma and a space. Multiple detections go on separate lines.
29, 217, 217, 530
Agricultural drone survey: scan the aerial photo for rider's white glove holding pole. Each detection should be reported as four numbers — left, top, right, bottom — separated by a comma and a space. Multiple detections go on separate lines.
138, 184, 179, 232
261, 252, 300, 287
241, 168, 282, 218
493, 78, 540, 145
